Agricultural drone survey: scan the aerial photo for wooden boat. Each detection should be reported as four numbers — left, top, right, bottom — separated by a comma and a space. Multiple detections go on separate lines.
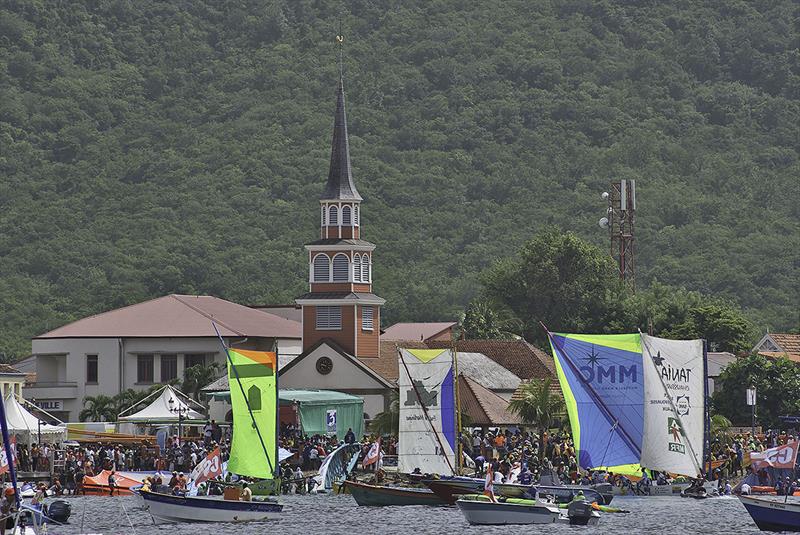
345, 480, 447, 506
739, 495, 800, 532
140, 490, 282, 523
423, 477, 612, 506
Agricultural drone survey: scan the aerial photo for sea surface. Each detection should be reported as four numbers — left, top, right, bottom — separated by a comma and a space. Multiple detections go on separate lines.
42, 493, 765, 535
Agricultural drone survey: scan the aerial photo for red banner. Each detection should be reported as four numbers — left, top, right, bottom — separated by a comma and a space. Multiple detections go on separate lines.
750, 441, 799, 471
190, 447, 223, 486
0, 437, 17, 475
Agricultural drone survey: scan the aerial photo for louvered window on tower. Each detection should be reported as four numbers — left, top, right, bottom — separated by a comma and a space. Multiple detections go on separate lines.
329, 206, 338, 225
332, 254, 349, 281
362, 306, 374, 331
316, 306, 342, 330
342, 205, 352, 225
313, 254, 330, 282
354, 205, 359, 225
353, 254, 362, 282
361, 255, 370, 282
321, 206, 326, 226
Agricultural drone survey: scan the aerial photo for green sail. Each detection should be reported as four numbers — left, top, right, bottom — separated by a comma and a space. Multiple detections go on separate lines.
226, 348, 277, 479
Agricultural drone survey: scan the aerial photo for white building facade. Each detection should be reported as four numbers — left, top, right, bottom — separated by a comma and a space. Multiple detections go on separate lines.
21, 295, 302, 422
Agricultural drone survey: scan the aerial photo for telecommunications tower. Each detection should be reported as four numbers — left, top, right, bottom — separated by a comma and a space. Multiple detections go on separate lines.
599, 180, 636, 291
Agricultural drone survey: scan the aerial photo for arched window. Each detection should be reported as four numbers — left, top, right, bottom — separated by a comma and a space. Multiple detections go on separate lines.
248, 384, 262, 411
354, 205, 360, 225
332, 253, 349, 282
361, 254, 370, 283
328, 206, 338, 226
321, 205, 327, 226
342, 205, 352, 225
313, 254, 330, 282
353, 254, 362, 282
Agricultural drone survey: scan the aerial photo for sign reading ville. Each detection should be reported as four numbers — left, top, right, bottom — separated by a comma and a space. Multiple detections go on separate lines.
34, 400, 62, 411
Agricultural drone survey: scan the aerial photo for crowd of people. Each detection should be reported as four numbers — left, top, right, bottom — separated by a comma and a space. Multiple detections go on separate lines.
4, 422, 797, 501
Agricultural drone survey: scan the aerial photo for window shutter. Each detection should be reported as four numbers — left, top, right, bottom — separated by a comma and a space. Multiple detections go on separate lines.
332, 254, 349, 282
353, 254, 361, 282
361, 255, 370, 282
316, 306, 342, 329
313, 255, 330, 282
329, 206, 338, 225
342, 205, 352, 225
362, 306, 374, 330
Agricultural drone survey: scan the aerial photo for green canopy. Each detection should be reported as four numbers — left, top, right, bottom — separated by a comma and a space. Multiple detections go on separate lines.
211, 388, 363, 439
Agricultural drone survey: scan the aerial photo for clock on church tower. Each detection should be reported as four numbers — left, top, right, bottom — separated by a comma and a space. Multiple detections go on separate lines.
294, 76, 385, 358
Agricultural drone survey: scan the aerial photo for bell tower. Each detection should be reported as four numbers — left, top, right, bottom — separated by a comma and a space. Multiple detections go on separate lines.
295, 76, 385, 358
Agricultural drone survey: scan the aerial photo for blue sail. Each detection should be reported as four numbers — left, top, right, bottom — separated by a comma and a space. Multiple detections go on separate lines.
550, 333, 644, 470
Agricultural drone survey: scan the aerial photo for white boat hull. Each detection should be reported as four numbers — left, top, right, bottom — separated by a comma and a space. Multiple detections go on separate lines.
457, 499, 562, 525
141, 491, 282, 523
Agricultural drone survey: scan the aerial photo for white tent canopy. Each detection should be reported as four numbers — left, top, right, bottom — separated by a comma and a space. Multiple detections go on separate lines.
118, 385, 206, 423
3, 394, 66, 444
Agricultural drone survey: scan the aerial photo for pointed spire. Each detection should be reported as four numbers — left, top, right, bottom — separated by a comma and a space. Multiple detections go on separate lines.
321, 76, 362, 201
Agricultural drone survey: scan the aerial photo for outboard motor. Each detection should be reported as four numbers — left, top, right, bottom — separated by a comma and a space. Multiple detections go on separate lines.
45, 500, 72, 523
567, 500, 600, 526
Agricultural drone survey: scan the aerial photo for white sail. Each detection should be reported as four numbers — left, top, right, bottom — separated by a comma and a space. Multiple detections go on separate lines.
397, 348, 457, 475
640, 334, 704, 477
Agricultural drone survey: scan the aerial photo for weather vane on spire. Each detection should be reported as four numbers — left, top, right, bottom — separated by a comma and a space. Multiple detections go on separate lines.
336, 20, 344, 79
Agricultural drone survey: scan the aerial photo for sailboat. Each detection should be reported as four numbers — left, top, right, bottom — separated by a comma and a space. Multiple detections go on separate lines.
547, 331, 713, 497
139, 323, 283, 522
345, 347, 459, 506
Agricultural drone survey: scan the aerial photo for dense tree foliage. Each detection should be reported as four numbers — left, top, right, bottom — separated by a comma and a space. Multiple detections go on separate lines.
0, 1, 797, 359
713, 354, 800, 428
480, 228, 756, 350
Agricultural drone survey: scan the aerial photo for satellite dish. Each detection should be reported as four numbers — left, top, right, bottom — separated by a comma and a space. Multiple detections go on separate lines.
601, 192, 609, 200
598, 217, 609, 228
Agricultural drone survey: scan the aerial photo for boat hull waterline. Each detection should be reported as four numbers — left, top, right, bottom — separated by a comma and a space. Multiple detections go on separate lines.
739, 495, 800, 532
345, 480, 447, 506
423, 477, 611, 505
140, 490, 282, 523
456, 498, 562, 525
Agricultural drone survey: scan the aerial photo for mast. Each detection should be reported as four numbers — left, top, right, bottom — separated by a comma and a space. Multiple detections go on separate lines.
452, 342, 462, 474
702, 339, 710, 479
274, 339, 280, 478
0, 397, 19, 508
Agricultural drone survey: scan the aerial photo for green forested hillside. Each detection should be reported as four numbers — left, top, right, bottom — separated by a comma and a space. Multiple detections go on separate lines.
0, 1, 797, 359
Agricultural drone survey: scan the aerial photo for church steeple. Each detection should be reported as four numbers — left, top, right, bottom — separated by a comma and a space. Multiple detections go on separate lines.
321, 78, 362, 201
295, 68, 384, 359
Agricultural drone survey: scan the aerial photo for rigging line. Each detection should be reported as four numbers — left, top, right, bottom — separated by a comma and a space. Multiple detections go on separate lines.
398, 349, 456, 476
547, 331, 642, 459
598, 419, 619, 470
640, 332, 704, 476
212, 322, 274, 475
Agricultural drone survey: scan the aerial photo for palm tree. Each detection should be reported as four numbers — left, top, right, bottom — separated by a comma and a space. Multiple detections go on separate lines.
182, 362, 222, 401
507, 378, 565, 459
113, 386, 163, 418
370, 390, 399, 436
711, 413, 733, 444
79, 395, 116, 422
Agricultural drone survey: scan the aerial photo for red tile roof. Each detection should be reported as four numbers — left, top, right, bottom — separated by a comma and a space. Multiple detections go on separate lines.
361, 340, 430, 383
759, 351, 800, 364
0, 364, 24, 375
382, 322, 456, 342
35, 295, 302, 339
426, 340, 555, 381
458, 375, 521, 427
769, 333, 800, 355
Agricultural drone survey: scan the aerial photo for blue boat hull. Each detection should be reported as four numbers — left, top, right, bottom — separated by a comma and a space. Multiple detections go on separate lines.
740, 496, 800, 532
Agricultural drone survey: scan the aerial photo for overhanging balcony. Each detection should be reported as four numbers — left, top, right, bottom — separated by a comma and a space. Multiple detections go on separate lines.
23, 382, 78, 400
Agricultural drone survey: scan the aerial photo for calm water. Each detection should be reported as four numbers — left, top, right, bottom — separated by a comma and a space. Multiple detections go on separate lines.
42, 493, 763, 535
